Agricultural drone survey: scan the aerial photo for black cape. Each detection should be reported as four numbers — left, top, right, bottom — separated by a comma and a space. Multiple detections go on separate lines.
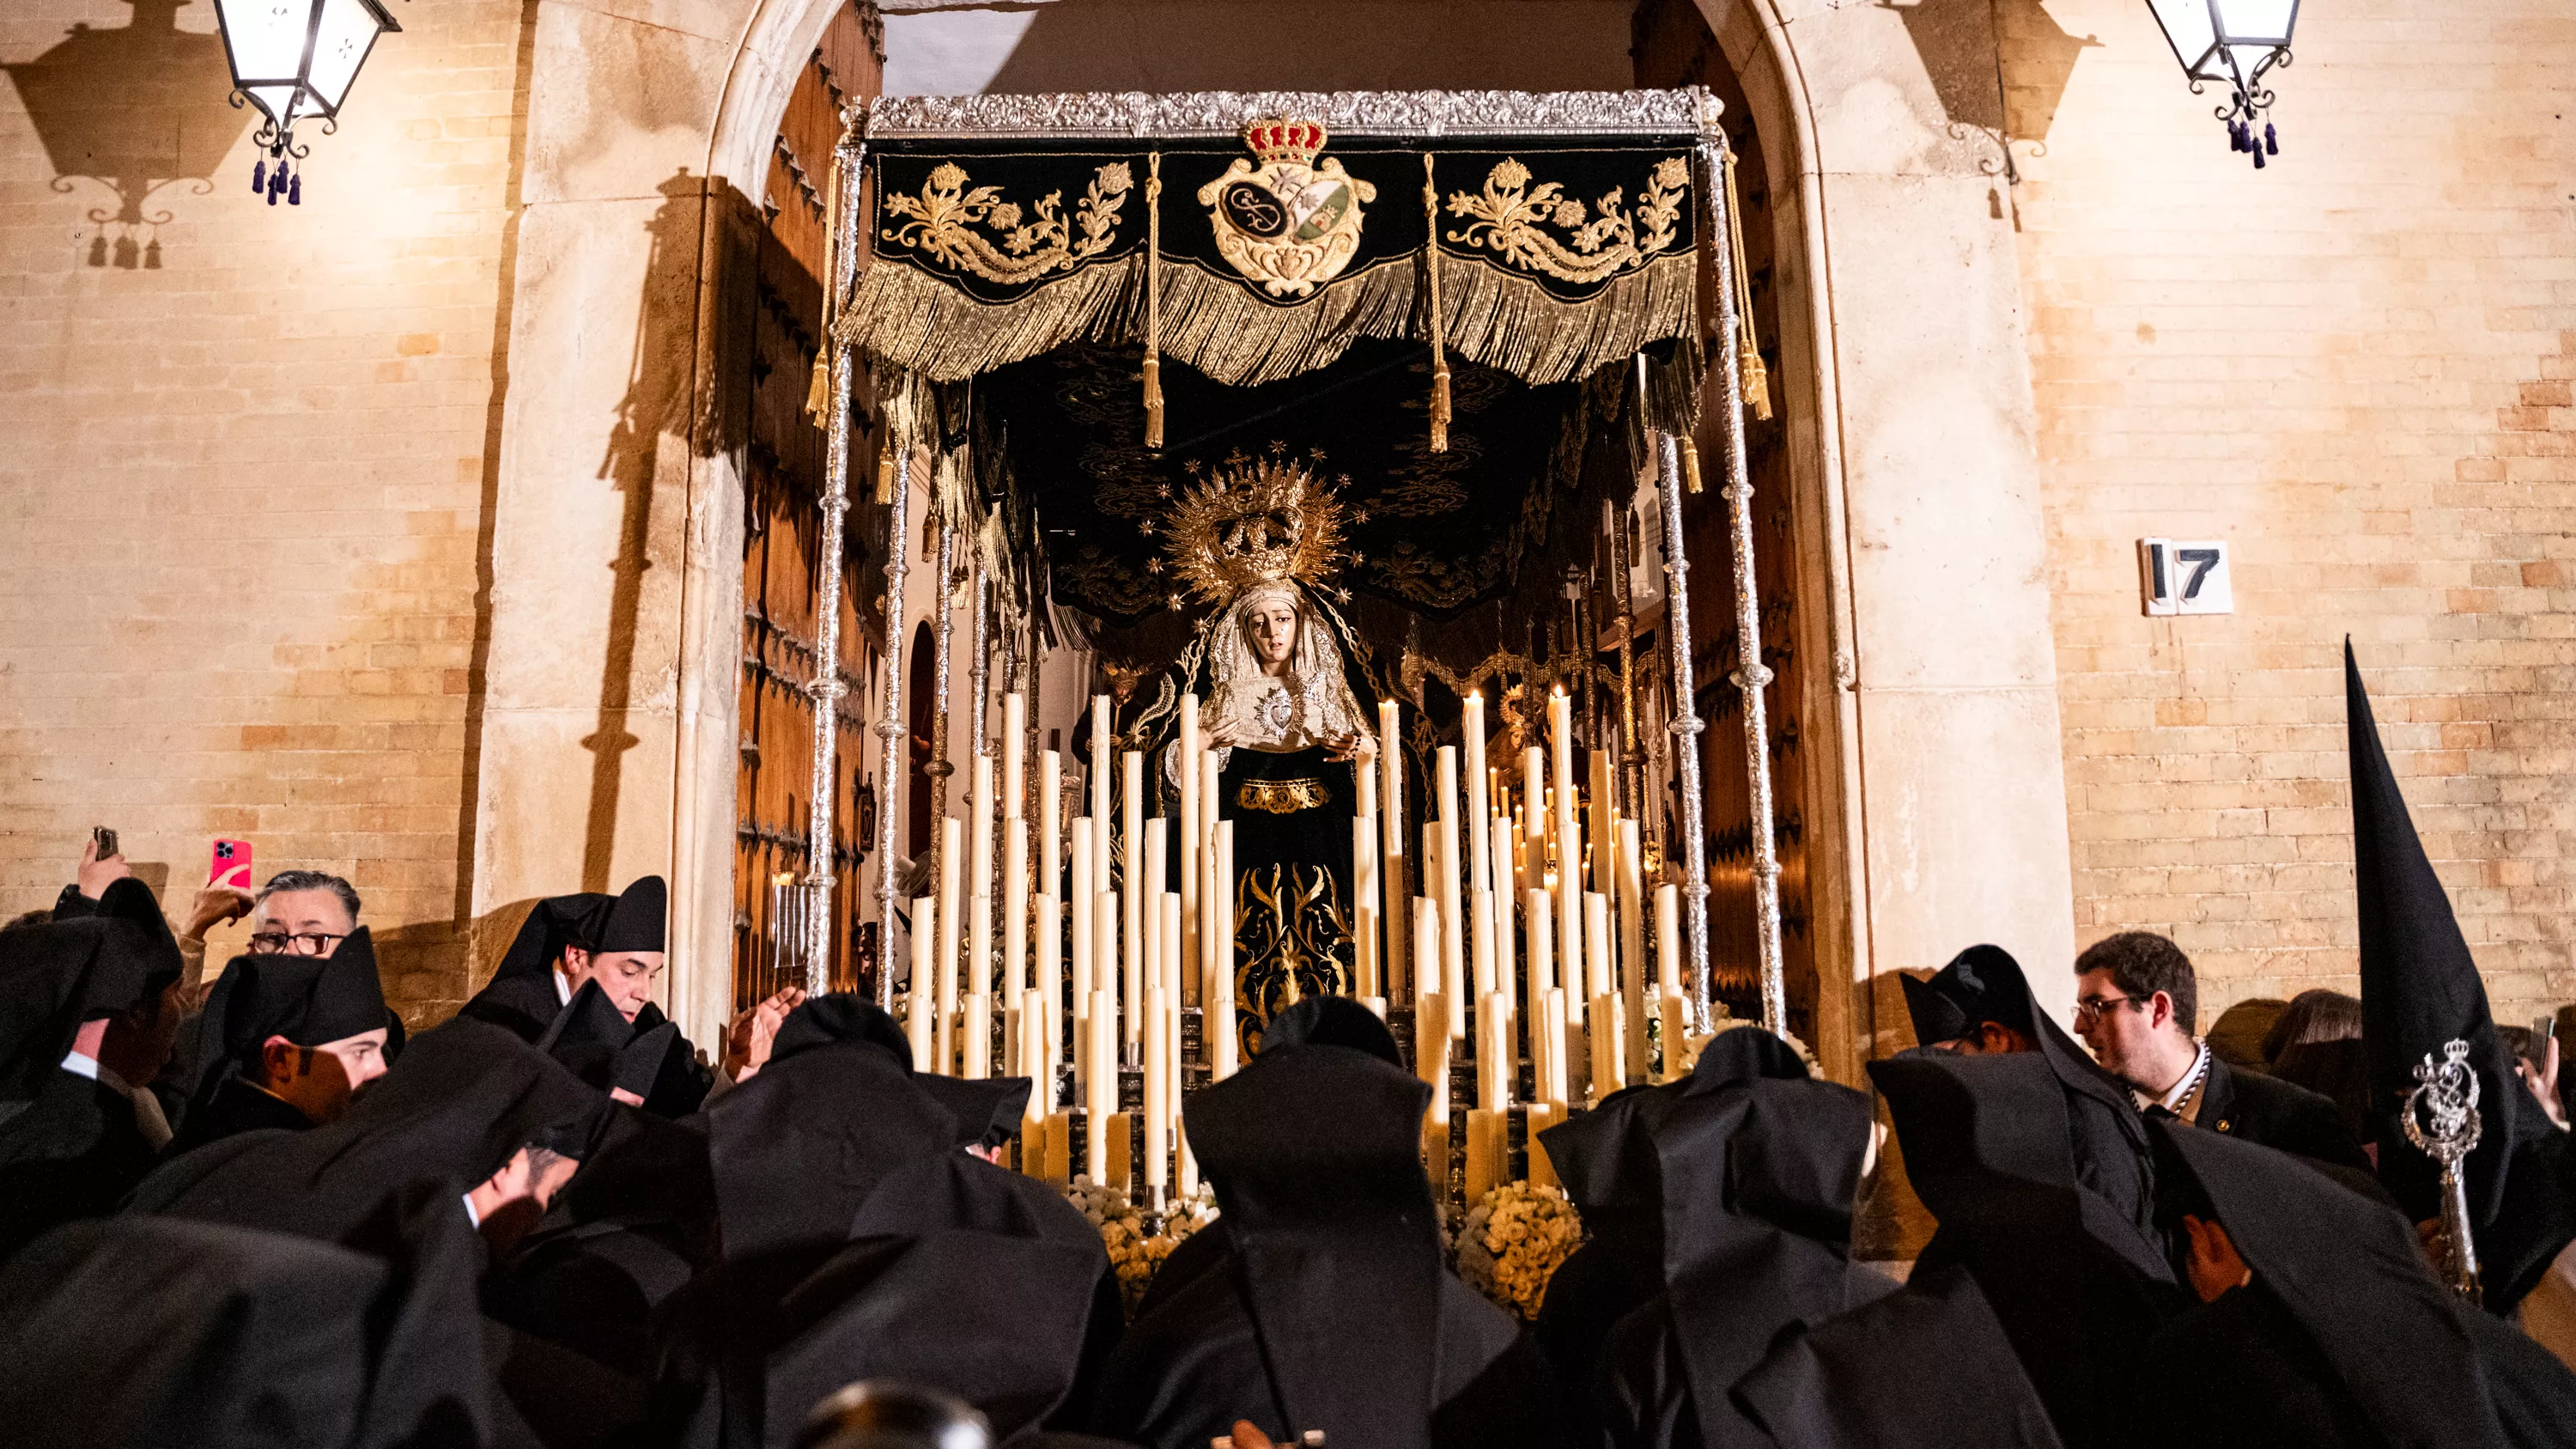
128, 1015, 611, 1241
1595, 1030, 1896, 1449
0, 1175, 491, 1449
1868, 1050, 2179, 1449
0, 880, 183, 1254
1091, 1043, 1558, 1449
459, 877, 666, 1044
2148, 1117, 2576, 1449
1732, 1261, 2064, 1449
2348, 643, 2576, 1309
171, 927, 393, 1152
703, 994, 957, 1263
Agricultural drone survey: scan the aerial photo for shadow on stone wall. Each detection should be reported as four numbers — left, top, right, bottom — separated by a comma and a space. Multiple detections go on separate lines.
3, 0, 249, 268
1876, 0, 2099, 150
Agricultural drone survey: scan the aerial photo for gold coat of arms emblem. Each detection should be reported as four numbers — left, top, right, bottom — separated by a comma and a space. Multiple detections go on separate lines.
1198, 118, 1375, 298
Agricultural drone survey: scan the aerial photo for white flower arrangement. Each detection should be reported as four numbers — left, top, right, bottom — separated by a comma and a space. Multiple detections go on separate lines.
1065, 1178, 1221, 1318
1453, 1180, 1584, 1321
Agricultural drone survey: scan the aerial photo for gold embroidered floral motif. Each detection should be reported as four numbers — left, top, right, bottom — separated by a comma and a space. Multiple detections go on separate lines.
882, 161, 1133, 284
1443, 155, 1687, 285
1236, 777, 1331, 814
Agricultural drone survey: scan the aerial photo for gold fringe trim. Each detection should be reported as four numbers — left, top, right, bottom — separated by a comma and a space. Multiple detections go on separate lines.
1423, 154, 1449, 454
1681, 437, 1704, 495
837, 257, 1145, 383
837, 245, 1697, 392
1145, 152, 1165, 449
806, 150, 843, 427
875, 451, 896, 505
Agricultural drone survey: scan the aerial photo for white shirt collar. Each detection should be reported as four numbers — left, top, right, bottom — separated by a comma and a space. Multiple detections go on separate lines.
2136, 1040, 2213, 1122
553, 967, 573, 1006
59, 1050, 131, 1096
461, 1192, 482, 1228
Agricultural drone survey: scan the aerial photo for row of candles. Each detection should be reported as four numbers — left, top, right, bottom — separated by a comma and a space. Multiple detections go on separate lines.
900, 685, 1698, 1205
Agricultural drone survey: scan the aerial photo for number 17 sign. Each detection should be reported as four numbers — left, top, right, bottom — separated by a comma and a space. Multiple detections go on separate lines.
2138, 539, 2233, 616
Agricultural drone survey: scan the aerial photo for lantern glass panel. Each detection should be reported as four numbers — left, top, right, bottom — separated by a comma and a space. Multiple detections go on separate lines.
214, 0, 316, 93
2213, 0, 2297, 46
2147, 0, 2219, 73
307, 0, 393, 113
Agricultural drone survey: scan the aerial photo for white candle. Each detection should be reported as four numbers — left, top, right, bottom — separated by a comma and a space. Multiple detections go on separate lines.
1353, 816, 1379, 997
935, 816, 963, 1074
969, 755, 996, 1008
1003, 692, 1026, 819
1178, 694, 1200, 1009
1085, 987, 1115, 1183
1095, 891, 1119, 1082
1655, 881, 1683, 1001
1379, 700, 1406, 999
1212, 822, 1238, 1079
1586, 892, 1617, 1099
1435, 746, 1465, 1039
1090, 695, 1111, 894
1019, 989, 1048, 1158
1526, 888, 1553, 1103
1415, 896, 1443, 1034
1549, 692, 1583, 1028
1160, 894, 1183, 1162
1041, 751, 1062, 892
1543, 984, 1570, 1105
1617, 819, 1647, 1087
963, 991, 992, 1078
1521, 745, 1545, 891
1491, 817, 1516, 1041
908, 894, 939, 1068
1201, 751, 1224, 1021
1038, 892, 1063, 1088
1070, 823, 1095, 1004
1121, 751, 1145, 1048
1143, 983, 1170, 1195
1005, 819, 1030, 995
1463, 691, 1491, 914
1142, 819, 1166, 1024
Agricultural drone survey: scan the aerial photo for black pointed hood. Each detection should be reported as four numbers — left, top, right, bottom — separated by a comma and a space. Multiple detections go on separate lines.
1185, 1043, 1444, 1449
185, 928, 392, 1117
911, 1074, 1033, 1151
2150, 1117, 2508, 1449
1648, 1029, 1889, 1449
705, 994, 957, 1261
0, 878, 182, 1098
2347, 642, 2573, 1306
131, 1016, 613, 1241
598, 875, 666, 954
534, 977, 635, 1088
489, 893, 613, 983
1261, 995, 1404, 1068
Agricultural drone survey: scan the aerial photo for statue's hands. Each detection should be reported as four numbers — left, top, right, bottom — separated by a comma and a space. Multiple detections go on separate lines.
1205, 720, 1249, 749
1322, 730, 1373, 764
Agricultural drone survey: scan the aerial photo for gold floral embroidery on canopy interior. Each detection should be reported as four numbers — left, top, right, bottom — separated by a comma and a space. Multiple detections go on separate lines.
882, 161, 1134, 285
1443, 155, 1688, 286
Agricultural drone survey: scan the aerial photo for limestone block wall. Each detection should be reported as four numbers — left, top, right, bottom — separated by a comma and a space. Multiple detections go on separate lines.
2011, 0, 2576, 1025
0, 0, 523, 1020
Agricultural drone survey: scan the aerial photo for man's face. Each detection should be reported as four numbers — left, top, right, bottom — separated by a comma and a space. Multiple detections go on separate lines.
2074, 965, 2172, 1083
562, 947, 665, 1021
1249, 601, 1298, 667
250, 889, 355, 957
315, 1026, 391, 1092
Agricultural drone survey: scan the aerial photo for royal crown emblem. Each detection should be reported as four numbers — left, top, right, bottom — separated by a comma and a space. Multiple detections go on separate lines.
1198, 117, 1376, 298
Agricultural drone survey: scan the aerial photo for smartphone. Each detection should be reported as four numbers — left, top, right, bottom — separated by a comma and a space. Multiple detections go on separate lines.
2537, 1016, 2556, 1044
90, 825, 118, 861
210, 838, 253, 890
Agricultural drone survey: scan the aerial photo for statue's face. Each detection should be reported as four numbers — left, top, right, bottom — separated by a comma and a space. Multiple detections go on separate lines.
1248, 599, 1299, 667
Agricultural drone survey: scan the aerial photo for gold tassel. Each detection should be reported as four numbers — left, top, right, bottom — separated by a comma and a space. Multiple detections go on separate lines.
1721, 149, 1773, 423
1423, 153, 1449, 454
1681, 437, 1704, 495
1144, 151, 1165, 449
805, 153, 841, 427
875, 449, 896, 505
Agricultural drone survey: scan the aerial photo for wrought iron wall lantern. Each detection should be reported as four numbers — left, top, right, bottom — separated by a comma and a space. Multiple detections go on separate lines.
212, 0, 401, 204
2145, 0, 2298, 167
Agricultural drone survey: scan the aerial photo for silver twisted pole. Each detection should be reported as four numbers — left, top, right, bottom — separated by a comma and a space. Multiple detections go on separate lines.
1701, 132, 1788, 1037
1653, 428, 1712, 1031
872, 443, 912, 1009
804, 131, 867, 995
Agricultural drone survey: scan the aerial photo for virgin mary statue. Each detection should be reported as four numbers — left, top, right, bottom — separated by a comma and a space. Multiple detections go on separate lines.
1152, 451, 1376, 1057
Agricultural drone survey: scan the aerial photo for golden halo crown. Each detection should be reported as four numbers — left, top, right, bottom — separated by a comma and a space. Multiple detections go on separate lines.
1163, 449, 1346, 606
1242, 117, 1327, 167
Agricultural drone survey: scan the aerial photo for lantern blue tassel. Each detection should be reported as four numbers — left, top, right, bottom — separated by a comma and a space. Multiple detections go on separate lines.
2252, 144, 2266, 170
252, 159, 264, 192
266, 176, 280, 206
288, 174, 301, 206
2265, 123, 2279, 155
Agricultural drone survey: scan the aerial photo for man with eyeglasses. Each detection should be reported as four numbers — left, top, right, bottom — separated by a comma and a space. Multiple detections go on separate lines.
2073, 931, 2366, 1173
